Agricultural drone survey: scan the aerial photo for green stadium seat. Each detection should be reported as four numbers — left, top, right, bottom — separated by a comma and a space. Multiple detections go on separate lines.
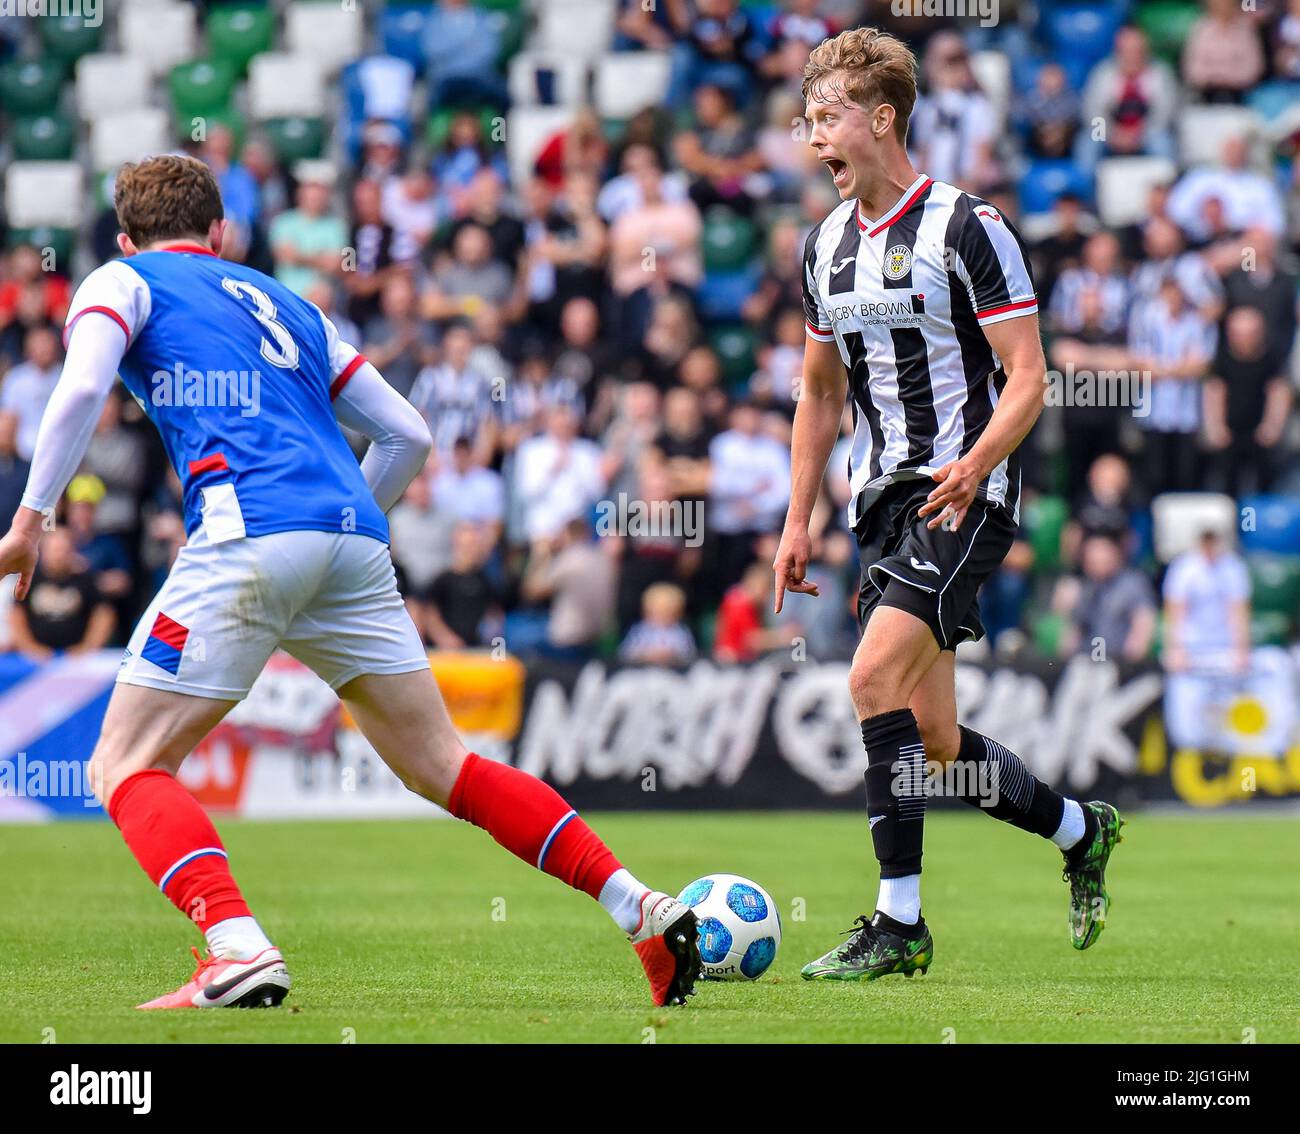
263, 116, 326, 163
12, 113, 76, 161
1023, 494, 1068, 574
702, 208, 757, 272
426, 105, 501, 151
0, 58, 66, 116
1135, 2, 1201, 67
207, 6, 275, 77
489, 10, 528, 68
39, 13, 103, 65
169, 59, 238, 121
1250, 611, 1292, 648
1032, 611, 1066, 657
1247, 554, 1300, 621
6, 226, 74, 269
708, 324, 758, 389
477, 0, 523, 11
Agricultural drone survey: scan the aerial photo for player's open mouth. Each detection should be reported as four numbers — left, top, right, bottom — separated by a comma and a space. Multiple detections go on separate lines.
824, 158, 850, 187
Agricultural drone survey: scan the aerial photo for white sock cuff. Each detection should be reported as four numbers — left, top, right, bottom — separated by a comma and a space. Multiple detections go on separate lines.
1051, 799, 1087, 850
876, 873, 922, 925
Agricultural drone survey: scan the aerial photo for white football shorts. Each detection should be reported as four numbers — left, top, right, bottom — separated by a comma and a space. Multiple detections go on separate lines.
118, 528, 429, 699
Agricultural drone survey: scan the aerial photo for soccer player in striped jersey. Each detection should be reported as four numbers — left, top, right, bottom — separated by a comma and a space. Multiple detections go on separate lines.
772, 29, 1124, 981
0, 155, 700, 1010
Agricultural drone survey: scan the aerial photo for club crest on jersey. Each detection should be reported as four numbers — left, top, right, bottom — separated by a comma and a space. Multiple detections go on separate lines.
883, 245, 912, 280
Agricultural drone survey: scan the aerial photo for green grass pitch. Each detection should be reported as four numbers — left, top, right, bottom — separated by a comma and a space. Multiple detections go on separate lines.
1, 811, 1297, 1043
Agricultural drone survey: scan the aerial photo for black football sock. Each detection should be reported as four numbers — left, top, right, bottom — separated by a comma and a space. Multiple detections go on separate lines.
862, 708, 928, 881
949, 725, 1066, 840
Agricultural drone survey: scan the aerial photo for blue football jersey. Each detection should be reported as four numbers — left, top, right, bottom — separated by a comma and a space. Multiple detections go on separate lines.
64, 247, 387, 545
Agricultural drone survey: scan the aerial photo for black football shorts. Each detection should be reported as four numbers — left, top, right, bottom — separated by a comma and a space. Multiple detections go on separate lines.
855, 478, 1017, 651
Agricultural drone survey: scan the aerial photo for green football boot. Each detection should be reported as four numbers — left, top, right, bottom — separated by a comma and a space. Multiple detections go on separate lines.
1063, 801, 1124, 950
801, 911, 934, 981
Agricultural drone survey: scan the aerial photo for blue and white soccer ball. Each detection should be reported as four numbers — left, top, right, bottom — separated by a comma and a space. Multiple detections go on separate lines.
677, 873, 781, 981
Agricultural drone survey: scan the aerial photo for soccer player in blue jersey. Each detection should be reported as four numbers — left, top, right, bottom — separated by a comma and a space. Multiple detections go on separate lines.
0, 155, 700, 1009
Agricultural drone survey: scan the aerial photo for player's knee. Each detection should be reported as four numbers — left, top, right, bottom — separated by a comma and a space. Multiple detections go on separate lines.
848, 657, 910, 719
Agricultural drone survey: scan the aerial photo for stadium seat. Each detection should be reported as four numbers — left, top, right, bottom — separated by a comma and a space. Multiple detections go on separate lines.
3, 161, 84, 229
11, 113, 76, 162
505, 106, 573, 187
1250, 611, 1292, 647
206, 6, 276, 77
39, 13, 103, 65
1246, 554, 1300, 621
263, 116, 327, 164
535, 0, 616, 60
969, 50, 1011, 125
284, 2, 365, 77
1043, 4, 1124, 76
169, 59, 238, 122
488, 6, 531, 67
119, 3, 198, 76
91, 108, 171, 172
248, 54, 326, 120
76, 54, 152, 121
1019, 159, 1092, 216
697, 265, 763, 323
708, 324, 758, 390
1095, 156, 1176, 227
701, 207, 757, 272
0, 58, 65, 117
340, 57, 416, 159
380, 5, 433, 74
1177, 105, 1265, 168
1135, 1, 1201, 67
593, 52, 672, 119
1239, 495, 1300, 556
1022, 494, 1068, 573
1150, 493, 1237, 563
5, 226, 74, 269
508, 53, 589, 107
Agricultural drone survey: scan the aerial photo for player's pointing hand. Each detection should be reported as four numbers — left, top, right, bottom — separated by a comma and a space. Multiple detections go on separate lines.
773, 526, 820, 614
918, 458, 980, 531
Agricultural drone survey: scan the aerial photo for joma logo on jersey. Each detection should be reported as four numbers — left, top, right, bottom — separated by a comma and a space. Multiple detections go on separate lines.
150, 365, 261, 418
829, 294, 926, 325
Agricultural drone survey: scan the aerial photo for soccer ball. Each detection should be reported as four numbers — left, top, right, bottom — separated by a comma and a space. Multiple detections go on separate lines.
677, 873, 781, 981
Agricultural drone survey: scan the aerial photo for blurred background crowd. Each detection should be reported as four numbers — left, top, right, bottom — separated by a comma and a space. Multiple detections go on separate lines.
0, 0, 1298, 676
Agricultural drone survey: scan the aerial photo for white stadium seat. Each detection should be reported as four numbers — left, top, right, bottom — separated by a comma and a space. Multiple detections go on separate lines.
4, 162, 85, 229
248, 54, 327, 120
535, 0, 615, 60
593, 52, 672, 119
91, 108, 171, 172
1151, 493, 1238, 563
1096, 156, 1177, 228
76, 54, 151, 121
508, 52, 589, 108
1177, 105, 1266, 168
285, 2, 365, 78
506, 106, 574, 187
970, 50, 1010, 125
119, 3, 197, 76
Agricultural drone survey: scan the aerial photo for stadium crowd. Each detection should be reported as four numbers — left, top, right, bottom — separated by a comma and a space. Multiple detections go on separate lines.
1, 0, 1298, 673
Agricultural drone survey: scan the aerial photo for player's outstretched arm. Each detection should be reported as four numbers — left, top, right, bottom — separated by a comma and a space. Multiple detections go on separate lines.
774, 335, 846, 613
0, 315, 126, 598
332, 361, 433, 513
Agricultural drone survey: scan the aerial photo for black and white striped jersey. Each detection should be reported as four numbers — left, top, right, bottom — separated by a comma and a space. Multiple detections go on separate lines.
802, 173, 1038, 528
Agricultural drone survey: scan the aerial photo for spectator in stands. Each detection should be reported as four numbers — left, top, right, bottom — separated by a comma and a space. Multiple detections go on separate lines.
674, 83, 766, 215
64, 475, 133, 643
1028, 191, 1095, 307
9, 528, 115, 660
356, 120, 406, 186
1129, 276, 1216, 495
0, 325, 62, 461
304, 279, 360, 355
78, 391, 148, 563
1275, 0, 1300, 79
433, 436, 506, 542
1127, 215, 1224, 326
422, 0, 506, 109
434, 114, 509, 207
1078, 24, 1179, 171
500, 344, 584, 453
1052, 533, 1157, 662
519, 517, 616, 660
362, 273, 435, 401
423, 521, 502, 649
1205, 305, 1294, 497
552, 297, 620, 419
751, 306, 805, 411
762, 0, 839, 89
520, 172, 608, 331
409, 322, 499, 459
911, 31, 1003, 196
620, 582, 697, 664
424, 222, 517, 324
0, 244, 69, 333
533, 108, 611, 191
514, 405, 607, 544
344, 178, 417, 330
382, 165, 443, 252
1168, 135, 1286, 242
1182, 0, 1267, 103
1015, 61, 1081, 160
1064, 452, 1140, 565
0, 410, 29, 532
1048, 231, 1128, 338
597, 141, 690, 225
615, 0, 676, 51
270, 163, 347, 296
757, 91, 814, 202
1219, 227, 1298, 366
1117, 179, 1174, 263
668, 0, 767, 109
653, 385, 713, 501
201, 123, 259, 260
0, 279, 60, 371
714, 561, 795, 663
388, 460, 456, 594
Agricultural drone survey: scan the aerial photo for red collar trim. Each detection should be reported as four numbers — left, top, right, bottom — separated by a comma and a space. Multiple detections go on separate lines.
856, 176, 933, 236
152, 242, 218, 257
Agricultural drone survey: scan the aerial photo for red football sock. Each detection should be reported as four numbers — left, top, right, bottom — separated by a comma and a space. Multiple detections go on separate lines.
107, 770, 251, 932
448, 752, 621, 900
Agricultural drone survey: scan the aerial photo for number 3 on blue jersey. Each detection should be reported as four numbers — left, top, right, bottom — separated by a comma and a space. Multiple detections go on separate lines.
221, 277, 300, 369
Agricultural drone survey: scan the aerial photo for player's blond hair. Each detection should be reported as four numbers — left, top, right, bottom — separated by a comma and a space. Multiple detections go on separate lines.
801, 27, 919, 144
115, 154, 224, 249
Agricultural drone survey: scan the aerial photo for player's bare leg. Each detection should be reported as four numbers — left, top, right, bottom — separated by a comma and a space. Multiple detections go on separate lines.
88, 685, 292, 1008
337, 669, 701, 1005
